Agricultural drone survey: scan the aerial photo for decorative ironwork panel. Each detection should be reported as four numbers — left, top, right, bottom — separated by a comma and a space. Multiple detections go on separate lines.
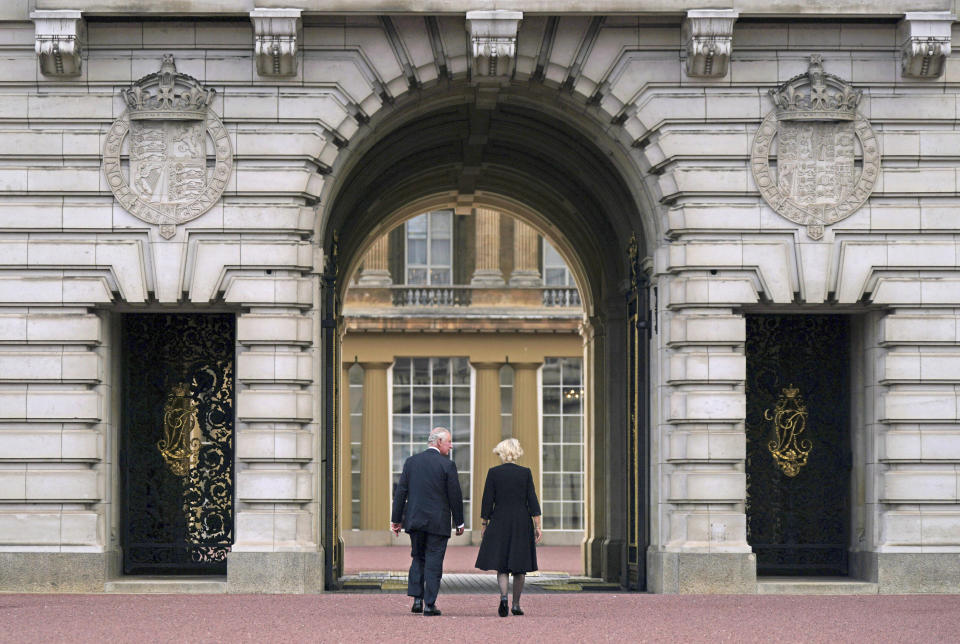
745, 315, 850, 576
121, 313, 235, 575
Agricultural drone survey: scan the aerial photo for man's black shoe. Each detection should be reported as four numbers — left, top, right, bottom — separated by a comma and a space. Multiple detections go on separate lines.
511, 606, 524, 616
423, 605, 442, 616
411, 598, 423, 613
498, 599, 509, 617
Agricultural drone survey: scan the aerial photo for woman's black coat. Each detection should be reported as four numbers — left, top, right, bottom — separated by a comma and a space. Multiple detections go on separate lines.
474, 462, 541, 573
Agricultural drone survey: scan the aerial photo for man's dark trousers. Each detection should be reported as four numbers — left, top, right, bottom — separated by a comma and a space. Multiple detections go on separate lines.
407, 530, 448, 606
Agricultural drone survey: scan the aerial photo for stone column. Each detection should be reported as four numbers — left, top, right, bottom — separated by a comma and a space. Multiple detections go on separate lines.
357, 235, 392, 286
471, 208, 505, 286
472, 362, 503, 539
511, 362, 542, 493
509, 220, 542, 286
360, 362, 392, 530
340, 365, 352, 531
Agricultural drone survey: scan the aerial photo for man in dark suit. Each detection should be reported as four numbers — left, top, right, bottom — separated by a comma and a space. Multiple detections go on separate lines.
391, 427, 465, 616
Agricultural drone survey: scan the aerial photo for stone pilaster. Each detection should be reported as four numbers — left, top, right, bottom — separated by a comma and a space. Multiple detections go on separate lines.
359, 362, 391, 530
509, 220, 542, 287
357, 235, 392, 287
471, 208, 505, 286
472, 362, 503, 539
511, 362, 542, 491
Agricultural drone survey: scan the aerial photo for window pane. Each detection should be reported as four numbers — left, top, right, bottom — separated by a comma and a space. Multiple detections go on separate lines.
413, 358, 430, 385
430, 268, 450, 285
453, 386, 470, 414
562, 358, 582, 386
432, 387, 450, 414
407, 238, 426, 264
453, 358, 471, 384
393, 415, 410, 443
545, 268, 566, 286
407, 268, 427, 285
349, 364, 364, 385
563, 445, 582, 472
562, 391, 581, 415
462, 501, 471, 529
562, 415, 581, 443
413, 386, 430, 413
543, 416, 561, 443
393, 445, 412, 470
430, 238, 450, 265
349, 387, 362, 414
500, 386, 512, 415
563, 502, 582, 530
563, 473, 583, 502
432, 415, 451, 433
412, 415, 432, 443
499, 365, 513, 385
393, 386, 410, 414
454, 447, 470, 473
432, 358, 449, 385
543, 445, 561, 472
451, 416, 470, 443
543, 241, 563, 266
350, 447, 360, 471
350, 414, 362, 442
542, 387, 560, 414
430, 211, 451, 236
407, 214, 427, 234
542, 503, 561, 529
542, 359, 561, 386
393, 359, 410, 384
458, 473, 471, 498
543, 473, 561, 502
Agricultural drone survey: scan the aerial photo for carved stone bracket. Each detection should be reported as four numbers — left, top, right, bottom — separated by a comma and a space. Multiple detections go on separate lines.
898, 11, 954, 79
250, 8, 301, 77
682, 9, 738, 78
31, 10, 84, 77
465, 10, 523, 78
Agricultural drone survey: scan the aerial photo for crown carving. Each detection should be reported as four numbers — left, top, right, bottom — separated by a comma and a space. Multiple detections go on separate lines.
122, 55, 215, 121
782, 385, 800, 399
769, 55, 862, 122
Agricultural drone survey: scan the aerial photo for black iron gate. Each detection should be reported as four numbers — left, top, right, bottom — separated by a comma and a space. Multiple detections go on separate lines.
322, 234, 344, 589
745, 314, 850, 576
120, 313, 235, 575
625, 235, 650, 590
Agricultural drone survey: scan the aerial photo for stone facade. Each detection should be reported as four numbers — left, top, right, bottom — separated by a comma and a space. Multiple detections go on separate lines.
0, 2, 958, 594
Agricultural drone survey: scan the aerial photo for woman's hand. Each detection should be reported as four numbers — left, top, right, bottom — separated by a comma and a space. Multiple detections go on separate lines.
535, 525, 543, 543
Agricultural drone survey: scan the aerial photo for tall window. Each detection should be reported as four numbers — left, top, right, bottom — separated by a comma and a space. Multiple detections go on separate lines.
406, 211, 453, 285
543, 240, 574, 287
541, 357, 584, 530
391, 357, 472, 527
348, 363, 363, 529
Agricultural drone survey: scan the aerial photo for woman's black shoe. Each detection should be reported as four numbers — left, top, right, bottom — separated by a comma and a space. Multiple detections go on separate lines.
498, 599, 509, 617
511, 606, 524, 616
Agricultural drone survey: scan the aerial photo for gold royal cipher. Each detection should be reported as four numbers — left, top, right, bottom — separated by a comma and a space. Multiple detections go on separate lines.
764, 385, 812, 477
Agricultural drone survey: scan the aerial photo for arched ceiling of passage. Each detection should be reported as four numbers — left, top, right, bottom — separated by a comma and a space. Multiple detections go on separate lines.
322, 86, 649, 312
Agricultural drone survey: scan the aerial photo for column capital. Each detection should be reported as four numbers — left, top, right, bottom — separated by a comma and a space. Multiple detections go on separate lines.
358, 361, 393, 370
509, 361, 542, 371
470, 361, 504, 370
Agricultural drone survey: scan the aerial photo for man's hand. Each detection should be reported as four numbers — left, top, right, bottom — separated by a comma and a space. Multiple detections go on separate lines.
390, 522, 402, 536
455, 526, 465, 536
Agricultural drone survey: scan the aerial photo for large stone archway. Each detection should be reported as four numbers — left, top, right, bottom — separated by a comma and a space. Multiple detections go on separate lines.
317, 83, 656, 586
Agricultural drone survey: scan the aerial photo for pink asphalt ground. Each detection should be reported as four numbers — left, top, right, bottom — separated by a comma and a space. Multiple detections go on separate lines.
2, 593, 960, 643
344, 545, 582, 574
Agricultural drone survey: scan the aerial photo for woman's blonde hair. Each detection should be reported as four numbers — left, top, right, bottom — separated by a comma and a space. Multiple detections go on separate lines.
493, 438, 524, 463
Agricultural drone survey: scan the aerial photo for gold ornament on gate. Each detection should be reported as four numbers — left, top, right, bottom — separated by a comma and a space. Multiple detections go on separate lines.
157, 382, 202, 477
764, 385, 811, 477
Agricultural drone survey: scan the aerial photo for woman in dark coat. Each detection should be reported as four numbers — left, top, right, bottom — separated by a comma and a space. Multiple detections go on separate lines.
475, 438, 542, 617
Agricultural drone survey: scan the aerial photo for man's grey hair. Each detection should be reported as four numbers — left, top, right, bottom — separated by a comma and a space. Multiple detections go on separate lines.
427, 427, 450, 446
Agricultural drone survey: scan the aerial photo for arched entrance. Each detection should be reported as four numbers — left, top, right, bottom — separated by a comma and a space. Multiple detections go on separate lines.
318, 84, 656, 589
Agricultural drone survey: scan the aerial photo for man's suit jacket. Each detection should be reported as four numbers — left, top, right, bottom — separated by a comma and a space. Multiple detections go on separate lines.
391, 447, 465, 537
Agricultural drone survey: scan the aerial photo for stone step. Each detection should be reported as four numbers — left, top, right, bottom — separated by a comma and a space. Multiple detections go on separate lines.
105, 576, 228, 594
757, 577, 878, 595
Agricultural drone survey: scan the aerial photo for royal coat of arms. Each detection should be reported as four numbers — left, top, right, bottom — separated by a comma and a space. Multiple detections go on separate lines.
103, 55, 232, 239
751, 55, 880, 240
